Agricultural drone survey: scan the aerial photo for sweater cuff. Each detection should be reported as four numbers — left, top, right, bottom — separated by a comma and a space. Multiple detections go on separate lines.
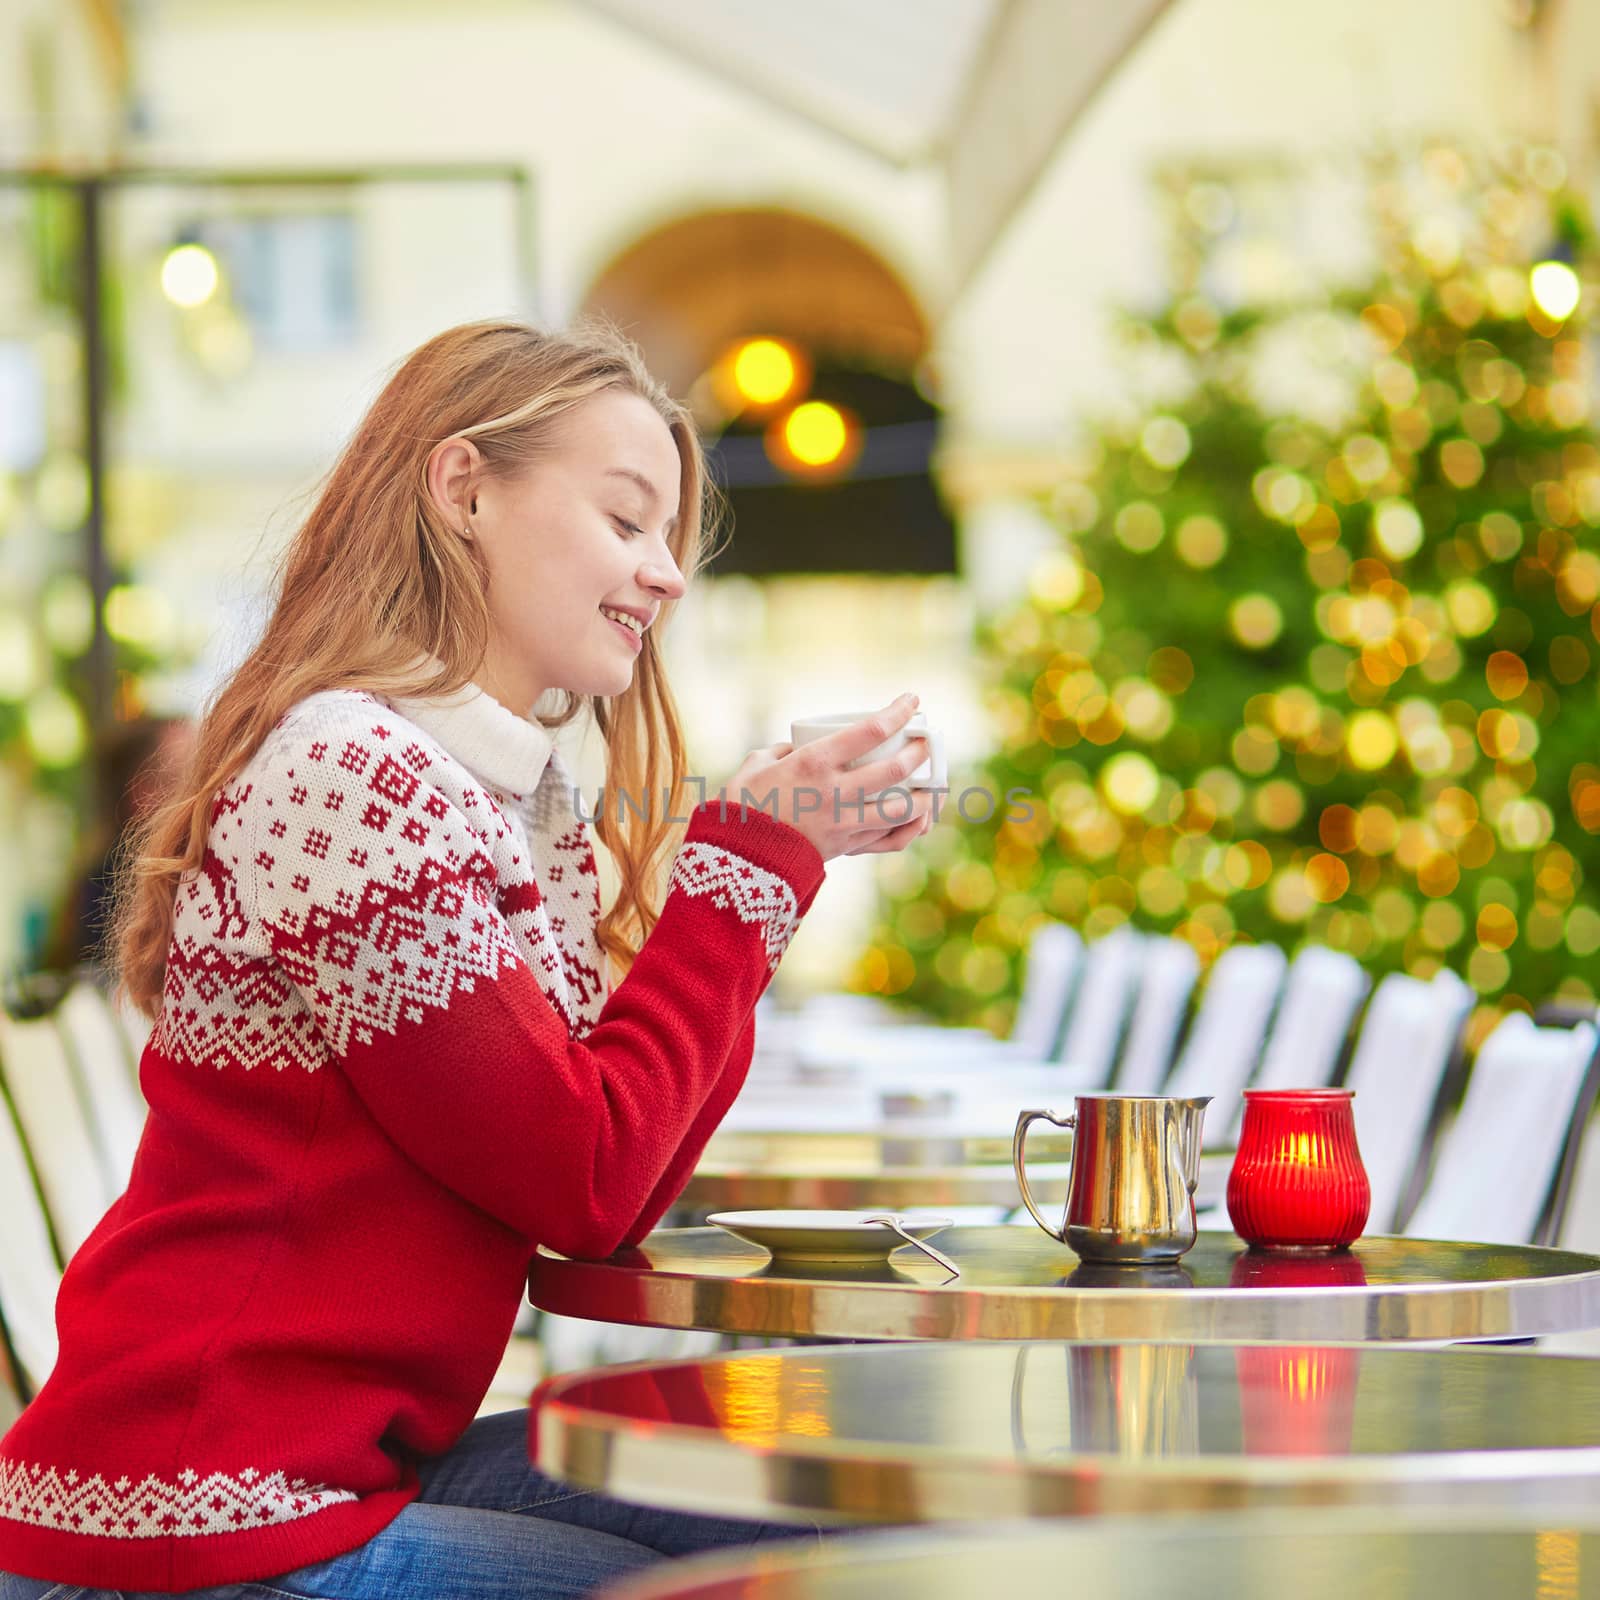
684, 801, 826, 903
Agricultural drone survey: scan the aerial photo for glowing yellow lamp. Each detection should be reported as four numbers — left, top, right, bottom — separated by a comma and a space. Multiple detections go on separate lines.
761, 400, 864, 473
1529, 260, 1581, 323
731, 339, 799, 406
160, 243, 220, 308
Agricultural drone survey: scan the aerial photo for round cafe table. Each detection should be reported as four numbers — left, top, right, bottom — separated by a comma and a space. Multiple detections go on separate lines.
531, 1341, 1600, 1525
596, 1513, 1600, 1599
526, 1227, 1600, 1343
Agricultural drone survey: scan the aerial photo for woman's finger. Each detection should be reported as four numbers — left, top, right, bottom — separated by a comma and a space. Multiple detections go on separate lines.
844, 811, 932, 855
806, 695, 920, 770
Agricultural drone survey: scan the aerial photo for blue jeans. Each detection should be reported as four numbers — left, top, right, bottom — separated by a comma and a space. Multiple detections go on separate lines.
0, 1408, 818, 1598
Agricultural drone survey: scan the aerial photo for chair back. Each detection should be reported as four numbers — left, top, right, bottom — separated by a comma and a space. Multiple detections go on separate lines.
0, 1083, 63, 1400
1009, 923, 1084, 1060
1112, 937, 1200, 1095
1251, 945, 1372, 1093
0, 1008, 118, 1260
111, 990, 154, 1089
54, 983, 147, 1191
1405, 1013, 1600, 1247
1055, 927, 1144, 1086
1163, 942, 1288, 1146
1342, 969, 1473, 1231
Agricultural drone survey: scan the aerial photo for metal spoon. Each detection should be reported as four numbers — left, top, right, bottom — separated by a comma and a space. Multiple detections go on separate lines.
864, 1214, 961, 1279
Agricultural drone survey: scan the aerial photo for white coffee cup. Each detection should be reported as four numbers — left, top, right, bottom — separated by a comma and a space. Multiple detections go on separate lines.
789, 710, 948, 790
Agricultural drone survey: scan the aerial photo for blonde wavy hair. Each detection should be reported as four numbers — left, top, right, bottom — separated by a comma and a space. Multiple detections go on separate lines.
113, 319, 714, 1019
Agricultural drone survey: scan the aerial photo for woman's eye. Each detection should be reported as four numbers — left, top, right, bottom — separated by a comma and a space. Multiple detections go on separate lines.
612, 516, 643, 538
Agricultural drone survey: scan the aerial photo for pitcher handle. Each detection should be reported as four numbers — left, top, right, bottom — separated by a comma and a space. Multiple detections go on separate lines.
1012, 1107, 1076, 1243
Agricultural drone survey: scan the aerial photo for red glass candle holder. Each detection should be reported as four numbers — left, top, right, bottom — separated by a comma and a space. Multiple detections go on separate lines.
1226, 1088, 1370, 1252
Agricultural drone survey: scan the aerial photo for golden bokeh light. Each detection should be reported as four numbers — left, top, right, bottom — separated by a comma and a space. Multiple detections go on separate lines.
1445, 580, 1497, 637
1139, 416, 1191, 470
1305, 853, 1351, 903
1485, 650, 1529, 701
730, 338, 800, 406
1028, 553, 1085, 610
780, 400, 850, 467
1372, 499, 1423, 560
1346, 710, 1398, 770
1177, 518, 1222, 569
1103, 752, 1161, 816
1229, 593, 1284, 649
1529, 260, 1581, 322
1114, 501, 1165, 552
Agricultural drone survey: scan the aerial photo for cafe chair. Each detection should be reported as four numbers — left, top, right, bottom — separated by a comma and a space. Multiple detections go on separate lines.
0, 1079, 65, 1403
1163, 942, 1288, 1147
1224, 945, 1372, 1141
1248, 944, 1371, 1090
111, 988, 154, 1091
1007, 922, 1087, 1060
1053, 925, 1146, 1088
54, 982, 148, 1191
1340, 968, 1474, 1232
1109, 936, 1200, 1096
791, 921, 1085, 1073
1403, 1012, 1600, 1248
0, 1005, 120, 1261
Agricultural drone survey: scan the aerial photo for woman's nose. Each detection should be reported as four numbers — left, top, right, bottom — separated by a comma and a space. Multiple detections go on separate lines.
640, 550, 687, 600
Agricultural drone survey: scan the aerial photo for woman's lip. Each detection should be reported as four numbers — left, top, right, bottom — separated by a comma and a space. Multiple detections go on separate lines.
604, 612, 643, 651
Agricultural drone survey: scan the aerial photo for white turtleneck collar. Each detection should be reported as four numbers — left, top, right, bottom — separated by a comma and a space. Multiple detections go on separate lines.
387, 679, 556, 799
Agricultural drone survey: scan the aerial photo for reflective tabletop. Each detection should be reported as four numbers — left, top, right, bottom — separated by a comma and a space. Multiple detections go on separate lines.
527, 1226, 1600, 1343
600, 1512, 1600, 1598
533, 1341, 1600, 1525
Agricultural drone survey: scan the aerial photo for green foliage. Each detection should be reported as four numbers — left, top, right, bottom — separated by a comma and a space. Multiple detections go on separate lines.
870, 147, 1598, 1031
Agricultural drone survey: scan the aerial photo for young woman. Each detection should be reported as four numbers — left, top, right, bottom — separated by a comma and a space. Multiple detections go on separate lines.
0, 321, 934, 1599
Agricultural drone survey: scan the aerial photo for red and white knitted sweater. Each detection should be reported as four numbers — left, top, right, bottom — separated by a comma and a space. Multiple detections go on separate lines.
0, 685, 824, 1592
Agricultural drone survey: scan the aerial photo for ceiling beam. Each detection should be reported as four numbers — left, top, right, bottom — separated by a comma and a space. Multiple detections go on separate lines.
578, 0, 916, 166
940, 0, 1174, 301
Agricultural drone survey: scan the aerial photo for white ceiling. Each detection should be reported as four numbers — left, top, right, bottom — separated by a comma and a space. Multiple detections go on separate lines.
580, 0, 1007, 165
578, 0, 1175, 293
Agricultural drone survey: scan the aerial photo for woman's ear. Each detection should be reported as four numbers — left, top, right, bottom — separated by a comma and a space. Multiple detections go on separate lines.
425, 437, 482, 533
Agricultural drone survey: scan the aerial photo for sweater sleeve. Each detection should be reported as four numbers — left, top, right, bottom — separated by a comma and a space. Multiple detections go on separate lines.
618, 864, 826, 1246
240, 721, 825, 1260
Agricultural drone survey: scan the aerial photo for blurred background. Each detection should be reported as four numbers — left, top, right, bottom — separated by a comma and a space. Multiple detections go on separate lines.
2, 0, 1599, 1052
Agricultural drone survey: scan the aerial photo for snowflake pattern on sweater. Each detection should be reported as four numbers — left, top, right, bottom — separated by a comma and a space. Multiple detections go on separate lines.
158, 693, 608, 1074
0, 1459, 357, 1539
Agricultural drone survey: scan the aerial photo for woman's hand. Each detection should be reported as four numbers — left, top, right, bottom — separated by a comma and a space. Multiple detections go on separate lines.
716, 694, 936, 862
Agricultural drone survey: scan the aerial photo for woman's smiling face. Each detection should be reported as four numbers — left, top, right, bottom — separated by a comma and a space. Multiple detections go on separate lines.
439, 388, 687, 711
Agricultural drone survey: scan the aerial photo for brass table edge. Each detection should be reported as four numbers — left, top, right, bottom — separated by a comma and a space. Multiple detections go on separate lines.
527, 1231, 1600, 1344
532, 1365, 1600, 1527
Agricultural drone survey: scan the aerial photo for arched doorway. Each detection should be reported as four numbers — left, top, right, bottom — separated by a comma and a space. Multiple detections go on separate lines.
581, 207, 929, 396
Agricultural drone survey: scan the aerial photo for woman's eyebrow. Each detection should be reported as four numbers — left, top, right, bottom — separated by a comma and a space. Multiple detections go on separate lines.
604, 466, 679, 530
604, 467, 661, 504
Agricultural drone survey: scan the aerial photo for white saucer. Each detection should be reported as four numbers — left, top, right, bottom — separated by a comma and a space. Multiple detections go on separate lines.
707, 1209, 954, 1265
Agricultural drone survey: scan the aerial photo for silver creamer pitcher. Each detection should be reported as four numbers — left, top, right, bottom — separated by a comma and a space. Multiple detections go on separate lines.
1012, 1093, 1212, 1263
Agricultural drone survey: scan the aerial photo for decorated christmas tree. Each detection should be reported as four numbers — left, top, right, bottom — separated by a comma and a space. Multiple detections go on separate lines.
865, 145, 1597, 1046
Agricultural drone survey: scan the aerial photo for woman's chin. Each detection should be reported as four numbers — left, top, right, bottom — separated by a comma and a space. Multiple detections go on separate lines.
558, 666, 635, 700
